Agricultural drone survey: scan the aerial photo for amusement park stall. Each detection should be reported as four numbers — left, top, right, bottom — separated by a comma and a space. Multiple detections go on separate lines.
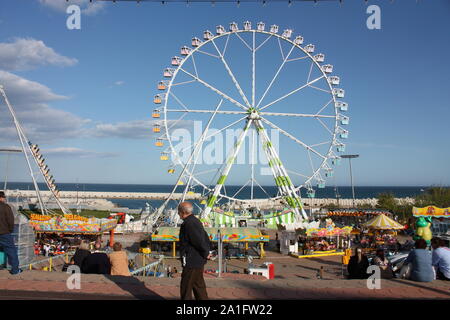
151, 226, 269, 258
291, 219, 353, 258
29, 213, 117, 247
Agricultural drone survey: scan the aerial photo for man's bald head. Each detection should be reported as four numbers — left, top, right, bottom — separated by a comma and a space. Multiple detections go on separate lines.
178, 202, 193, 219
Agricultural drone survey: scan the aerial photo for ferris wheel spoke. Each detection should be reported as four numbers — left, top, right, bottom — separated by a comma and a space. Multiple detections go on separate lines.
306, 61, 314, 83
232, 179, 252, 198
315, 99, 334, 115
252, 31, 256, 109
308, 84, 331, 94
178, 67, 247, 110
193, 168, 220, 176
259, 75, 325, 111
307, 150, 318, 180
260, 117, 327, 160
286, 56, 309, 63
316, 117, 334, 135
190, 54, 199, 78
169, 91, 189, 111
253, 179, 272, 199
176, 116, 247, 161
277, 37, 285, 60
211, 39, 252, 109
222, 34, 231, 56
255, 34, 273, 51
171, 80, 197, 87
286, 170, 309, 179
260, 111, 335, 118
166, 109, 247, 115
234, 32, 253, 51
256, 43, 296, 109
195, 49, 220, 59
310, 141, 332, 148
181, 100, 224, 201
164, 112, 188, 135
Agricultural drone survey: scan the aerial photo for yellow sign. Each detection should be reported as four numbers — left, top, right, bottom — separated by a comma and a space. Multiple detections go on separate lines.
64, 214, 89, 222
413, 206, 450, 218
30, 214, 52, 221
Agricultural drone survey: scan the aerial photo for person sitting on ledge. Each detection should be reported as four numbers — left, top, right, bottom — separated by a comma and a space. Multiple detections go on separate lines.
431, 237, 450, 281
108, 242, 131, 276
404, 239, 434, 282
82, 241, 111, 274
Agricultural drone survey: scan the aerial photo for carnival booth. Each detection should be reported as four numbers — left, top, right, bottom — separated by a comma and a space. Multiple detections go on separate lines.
411, 206, 450, 245
291, 219, 353, 258
29, 213, 117, 256
151, 227, 269, 258
361, 214, 404, 253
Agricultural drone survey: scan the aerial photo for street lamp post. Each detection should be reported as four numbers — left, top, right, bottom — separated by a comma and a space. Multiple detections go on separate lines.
1, 148, 22, 192
340, 154, 359, 208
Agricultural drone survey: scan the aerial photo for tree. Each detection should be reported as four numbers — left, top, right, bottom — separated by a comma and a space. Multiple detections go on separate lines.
376, 192, 397, 212
415, 187, 450, 208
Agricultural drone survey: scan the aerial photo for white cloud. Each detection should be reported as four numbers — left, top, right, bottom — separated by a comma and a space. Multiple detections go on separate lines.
91, 120, 195, 139
39, 0, 107, 16
43, 147, 119, 158
0, 38, 77, 71
114, 81, 124, 86
0, 71, 90, 143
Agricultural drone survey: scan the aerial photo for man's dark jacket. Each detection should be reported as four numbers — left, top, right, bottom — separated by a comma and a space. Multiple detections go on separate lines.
0, 202, 14, 235
179, 214, 211, 269
81, 252, 111, 274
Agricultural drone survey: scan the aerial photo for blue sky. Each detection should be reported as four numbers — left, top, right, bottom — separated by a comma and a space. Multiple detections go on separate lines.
0, 0, 449, 187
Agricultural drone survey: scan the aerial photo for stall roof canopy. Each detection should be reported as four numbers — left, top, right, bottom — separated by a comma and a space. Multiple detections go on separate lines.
363, 214, 404, 230
413, 206, 450, 218
152, 227, 269, 242
328, 209, 392, 217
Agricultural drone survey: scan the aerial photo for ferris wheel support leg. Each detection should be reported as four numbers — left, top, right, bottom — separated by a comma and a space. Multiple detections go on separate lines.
151, 100, 224, 230
0, 86, 47, 214
254, 120, 308, 221
202, 119, 253, 220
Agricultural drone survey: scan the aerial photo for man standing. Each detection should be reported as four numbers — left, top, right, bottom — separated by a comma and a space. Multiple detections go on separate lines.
0, 191, 21, 274
178, 202, 212, 300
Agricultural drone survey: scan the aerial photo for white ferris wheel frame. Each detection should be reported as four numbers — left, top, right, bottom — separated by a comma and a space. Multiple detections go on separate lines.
157, 22, 348, 210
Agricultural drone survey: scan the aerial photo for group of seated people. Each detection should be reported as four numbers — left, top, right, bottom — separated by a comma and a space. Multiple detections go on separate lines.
34, 240, 70, 257
347, 237, 450, 282
69, 240, 131, 276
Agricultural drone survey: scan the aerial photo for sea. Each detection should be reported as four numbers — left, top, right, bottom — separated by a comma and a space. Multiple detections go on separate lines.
1, 182, 428, 210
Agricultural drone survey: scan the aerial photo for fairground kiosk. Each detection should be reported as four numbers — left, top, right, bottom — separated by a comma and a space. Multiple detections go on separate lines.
150, 226, 269, 259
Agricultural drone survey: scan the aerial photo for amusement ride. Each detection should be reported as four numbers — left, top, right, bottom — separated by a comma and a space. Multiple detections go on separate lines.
150, 21, 350, 230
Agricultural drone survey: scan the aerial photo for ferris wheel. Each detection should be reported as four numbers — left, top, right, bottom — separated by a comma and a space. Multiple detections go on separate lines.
152, 21, 349, 222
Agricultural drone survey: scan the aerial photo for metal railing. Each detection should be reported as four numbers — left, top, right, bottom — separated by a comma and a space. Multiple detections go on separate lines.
20, 253, 72, 272
131, 255, 165, 277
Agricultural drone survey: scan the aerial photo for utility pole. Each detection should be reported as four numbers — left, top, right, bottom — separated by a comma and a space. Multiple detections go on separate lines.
340, 154, 359, 208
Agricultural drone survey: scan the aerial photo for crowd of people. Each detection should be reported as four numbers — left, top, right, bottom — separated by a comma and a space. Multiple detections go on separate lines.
34, 239, 71, 257
347, 237, 450, 282
69, 240, 131, 276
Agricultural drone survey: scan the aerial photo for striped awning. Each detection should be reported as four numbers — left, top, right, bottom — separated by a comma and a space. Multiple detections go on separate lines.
363, 214, 405, 230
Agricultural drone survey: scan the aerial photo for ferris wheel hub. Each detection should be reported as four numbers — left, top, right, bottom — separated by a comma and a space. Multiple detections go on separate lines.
247, 108, 261, 120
